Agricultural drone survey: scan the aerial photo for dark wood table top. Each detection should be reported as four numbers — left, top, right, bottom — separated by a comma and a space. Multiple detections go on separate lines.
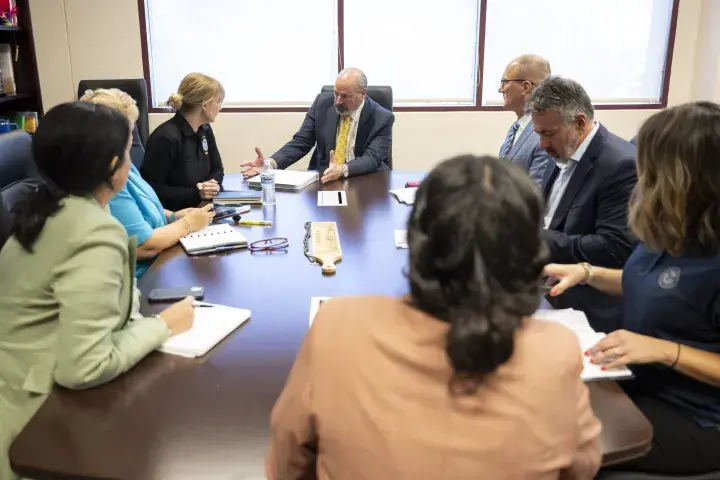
10, 171, 652, 479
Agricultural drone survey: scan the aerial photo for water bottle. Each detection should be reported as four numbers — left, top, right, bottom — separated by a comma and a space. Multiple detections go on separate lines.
260, 160, 276, 206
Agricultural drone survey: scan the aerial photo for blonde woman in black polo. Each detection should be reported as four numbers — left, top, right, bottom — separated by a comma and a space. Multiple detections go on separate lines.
141, 73, 225, 211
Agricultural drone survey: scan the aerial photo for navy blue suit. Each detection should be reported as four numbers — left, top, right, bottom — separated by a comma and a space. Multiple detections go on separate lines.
542, 124, 637, 267
544, 125, 637, 333
272, 93, 394, 176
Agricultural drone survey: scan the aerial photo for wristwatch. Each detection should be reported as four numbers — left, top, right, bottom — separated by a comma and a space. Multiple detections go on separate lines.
342, 164, 349, 178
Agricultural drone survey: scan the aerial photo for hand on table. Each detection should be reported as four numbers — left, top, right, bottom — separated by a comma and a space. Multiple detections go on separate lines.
586, 329, 677, 370
158, 296, 195, 336
242, 147, 266, 178
183, 204, 215, 232
197, 179, 220, 199
321, 150, 344, 184
543, 263, 587, 296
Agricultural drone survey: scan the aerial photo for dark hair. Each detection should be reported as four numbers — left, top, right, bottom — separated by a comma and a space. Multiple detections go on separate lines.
407, 155, 548, 393
526, 75, 594, 123
630, 101, 720, 256
12, 101, 130, 251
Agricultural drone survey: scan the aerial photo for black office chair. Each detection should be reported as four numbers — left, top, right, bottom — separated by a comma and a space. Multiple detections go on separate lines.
0, 131, 42, 213
77, 78, 150, 147
597, 471, 720, 479
320, 85, 394, 170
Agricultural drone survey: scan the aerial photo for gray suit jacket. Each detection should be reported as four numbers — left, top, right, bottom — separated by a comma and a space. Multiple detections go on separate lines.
0, 196, 169, 479
505, 120, 551, 187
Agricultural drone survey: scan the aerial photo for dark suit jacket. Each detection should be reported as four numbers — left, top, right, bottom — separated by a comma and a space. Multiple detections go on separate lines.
272, 93, 394, 176
505, 120, 551, 187
543, 125, 637, 333
543, 124, 637, 268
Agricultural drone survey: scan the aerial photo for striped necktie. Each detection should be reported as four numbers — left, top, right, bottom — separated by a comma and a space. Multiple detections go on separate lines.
334, 116, 352, 165
499, 121, 520, 159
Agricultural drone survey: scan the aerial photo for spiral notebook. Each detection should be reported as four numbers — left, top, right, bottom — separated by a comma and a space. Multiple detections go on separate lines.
159, 303, 251, 358
179, 224, 248, 255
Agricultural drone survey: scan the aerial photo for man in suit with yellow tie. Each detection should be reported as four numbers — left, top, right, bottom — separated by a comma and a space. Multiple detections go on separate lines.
242, 68, 395, 184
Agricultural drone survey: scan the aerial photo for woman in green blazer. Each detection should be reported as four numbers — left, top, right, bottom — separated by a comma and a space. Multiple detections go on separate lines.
0, 102, 195, 479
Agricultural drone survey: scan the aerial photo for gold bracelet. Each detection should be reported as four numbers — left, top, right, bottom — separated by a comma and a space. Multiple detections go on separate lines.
580, 262, 594, 285
181, 217, 192, 236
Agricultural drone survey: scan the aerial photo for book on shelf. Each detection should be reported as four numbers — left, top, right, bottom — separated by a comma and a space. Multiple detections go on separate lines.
0, 44, 16, 94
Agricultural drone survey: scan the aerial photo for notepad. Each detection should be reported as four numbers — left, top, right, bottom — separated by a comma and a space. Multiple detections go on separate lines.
212, 190, 263, 205
158, 304, 251, 358
309, 297, 331, 326
533, 309, 633, 382
394, 230, 408, 249
179, 224, 248, 255
248, 170, 319, 191
390, 187, 417, 205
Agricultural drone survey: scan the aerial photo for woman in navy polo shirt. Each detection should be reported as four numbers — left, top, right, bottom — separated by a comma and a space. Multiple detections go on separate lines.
545, 101, 720, 475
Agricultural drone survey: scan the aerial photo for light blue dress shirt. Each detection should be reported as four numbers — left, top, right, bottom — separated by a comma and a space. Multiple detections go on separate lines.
108, 163, 167, 277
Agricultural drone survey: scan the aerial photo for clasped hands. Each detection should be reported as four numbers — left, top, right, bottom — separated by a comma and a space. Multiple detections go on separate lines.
196, 179, 220, 200
241, 147, 345, 184
544, 263, 679, 370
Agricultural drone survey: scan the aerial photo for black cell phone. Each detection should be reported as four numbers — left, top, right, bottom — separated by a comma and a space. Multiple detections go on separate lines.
213, 205, 251, 222
148, 286, 205, 303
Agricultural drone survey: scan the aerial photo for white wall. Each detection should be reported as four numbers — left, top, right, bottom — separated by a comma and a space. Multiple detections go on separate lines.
31, 0, 712, 172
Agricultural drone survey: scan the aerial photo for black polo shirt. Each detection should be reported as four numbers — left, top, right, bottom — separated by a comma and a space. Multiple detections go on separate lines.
622, 243, 720, 427
140, 113, 224, 211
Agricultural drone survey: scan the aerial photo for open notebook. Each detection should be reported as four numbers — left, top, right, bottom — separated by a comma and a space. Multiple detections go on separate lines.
179, 224, 248, 255
533, 309, 633, 382
158, 303, 251, 358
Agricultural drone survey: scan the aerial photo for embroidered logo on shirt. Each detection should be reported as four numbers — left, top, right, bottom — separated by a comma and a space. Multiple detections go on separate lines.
658, 267, 681, 289
201, 137, 209, 155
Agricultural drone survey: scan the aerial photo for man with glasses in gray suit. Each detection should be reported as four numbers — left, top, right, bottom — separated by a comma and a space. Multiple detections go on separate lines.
498, 55, 552, 186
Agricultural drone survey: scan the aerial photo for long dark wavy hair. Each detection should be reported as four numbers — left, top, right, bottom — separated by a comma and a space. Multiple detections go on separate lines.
629, 101, 720, 256
11, 101, 130, 252
407, 155, 548, 393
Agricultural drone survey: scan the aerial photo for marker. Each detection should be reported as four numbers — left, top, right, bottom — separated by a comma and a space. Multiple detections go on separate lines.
238, 220, 272, 226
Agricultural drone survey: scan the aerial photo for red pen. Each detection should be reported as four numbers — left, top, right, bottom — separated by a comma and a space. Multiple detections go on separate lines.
405, 181, 420, 188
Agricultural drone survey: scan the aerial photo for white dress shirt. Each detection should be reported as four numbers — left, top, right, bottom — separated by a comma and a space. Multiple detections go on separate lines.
513, 114, 532, 144
338, 99, 365, 163
543, 121, 601, 229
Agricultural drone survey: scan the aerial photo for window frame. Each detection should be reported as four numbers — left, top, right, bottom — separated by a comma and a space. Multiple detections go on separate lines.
137, 0, 680, 113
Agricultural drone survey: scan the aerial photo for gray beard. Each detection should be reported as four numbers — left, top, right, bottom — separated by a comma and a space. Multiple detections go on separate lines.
335, 105, 350, 115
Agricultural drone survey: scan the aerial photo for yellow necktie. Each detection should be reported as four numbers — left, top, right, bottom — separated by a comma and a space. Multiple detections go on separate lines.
334, 116, 351, 165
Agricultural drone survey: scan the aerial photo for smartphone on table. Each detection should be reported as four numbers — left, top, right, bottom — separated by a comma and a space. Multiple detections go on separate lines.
148, 286, 205, 303
213, 205, 251, 222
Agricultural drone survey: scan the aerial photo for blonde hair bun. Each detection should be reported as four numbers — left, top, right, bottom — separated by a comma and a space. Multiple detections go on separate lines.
166, 93, 183, 110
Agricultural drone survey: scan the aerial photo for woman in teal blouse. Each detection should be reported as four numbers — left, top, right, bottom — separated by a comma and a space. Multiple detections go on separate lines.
80, 88, 214, 276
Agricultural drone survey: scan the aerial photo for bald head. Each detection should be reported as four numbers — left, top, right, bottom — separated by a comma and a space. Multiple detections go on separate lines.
334, 67, 368, 115
508, 55, 551, 85
499, 54, 551, 117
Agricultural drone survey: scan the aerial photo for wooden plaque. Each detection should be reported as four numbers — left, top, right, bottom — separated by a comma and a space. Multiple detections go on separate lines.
309, 222, 342, 274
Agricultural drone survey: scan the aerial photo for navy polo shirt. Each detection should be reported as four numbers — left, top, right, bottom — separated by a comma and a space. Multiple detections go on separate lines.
622, 243, 720, 427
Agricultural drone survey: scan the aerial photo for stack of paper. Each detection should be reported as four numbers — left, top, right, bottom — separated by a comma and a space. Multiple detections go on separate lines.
248, 170, 318, 191
158, 304, 251, 358
394, 230, 408, 249
533, 309, 633, 382
390, 188, 417, 205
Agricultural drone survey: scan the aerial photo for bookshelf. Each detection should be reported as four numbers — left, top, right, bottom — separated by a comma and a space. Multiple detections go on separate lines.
0, 0, 42, 118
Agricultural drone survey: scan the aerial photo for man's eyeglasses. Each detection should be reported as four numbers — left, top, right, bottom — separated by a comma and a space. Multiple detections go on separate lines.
249, 238, 289, 253
500, 78, 534, 86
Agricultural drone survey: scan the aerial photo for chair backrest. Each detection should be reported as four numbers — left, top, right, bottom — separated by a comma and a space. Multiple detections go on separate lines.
320, 85, 394, 112
630, 135, 637, 146
0, 131, 42, 212
77, 78, 150, 147
319, 85, 394, 169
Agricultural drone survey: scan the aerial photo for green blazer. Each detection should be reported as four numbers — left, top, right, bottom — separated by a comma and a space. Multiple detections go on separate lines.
0, 195, 170, 479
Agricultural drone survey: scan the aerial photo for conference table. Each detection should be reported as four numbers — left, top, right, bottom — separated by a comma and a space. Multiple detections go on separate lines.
10, 171, 652, 479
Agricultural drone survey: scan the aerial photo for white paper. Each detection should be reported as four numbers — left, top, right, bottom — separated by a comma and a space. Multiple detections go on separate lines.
309, 297, 331, 326
534, 309, 632, 382
159, 304, 251, 358
394, 230, 408, 249
389, 188, 417, 205
318, 191, 347, 207
248, 170, 318, 190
